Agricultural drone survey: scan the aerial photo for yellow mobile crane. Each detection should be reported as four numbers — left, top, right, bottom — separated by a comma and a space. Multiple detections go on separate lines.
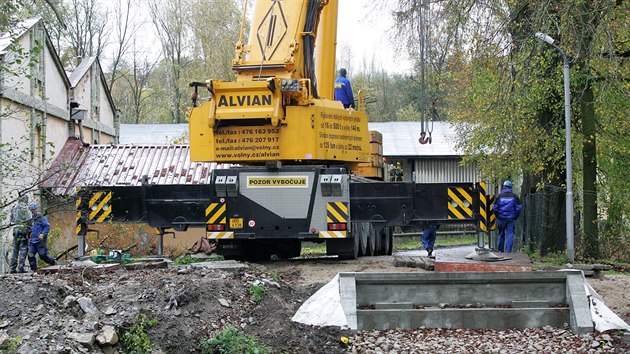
181, 0, 481, 260
74, 0, 481, 260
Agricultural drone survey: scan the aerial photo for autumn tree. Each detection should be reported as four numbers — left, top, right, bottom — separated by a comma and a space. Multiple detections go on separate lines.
389, 0, 629, 260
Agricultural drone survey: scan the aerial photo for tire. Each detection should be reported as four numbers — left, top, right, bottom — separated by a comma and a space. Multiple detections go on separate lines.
352, 227, 360, 259
374, 227, 383, 255
366, 223, 376, 256
381, 227, 393, 256
357, 223, 368, 256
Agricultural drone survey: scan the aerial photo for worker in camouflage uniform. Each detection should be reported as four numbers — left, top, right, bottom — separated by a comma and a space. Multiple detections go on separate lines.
9, 195, 32, 273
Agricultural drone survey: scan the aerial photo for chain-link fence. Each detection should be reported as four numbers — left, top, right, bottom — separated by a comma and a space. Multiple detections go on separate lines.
521, 185, 568, 256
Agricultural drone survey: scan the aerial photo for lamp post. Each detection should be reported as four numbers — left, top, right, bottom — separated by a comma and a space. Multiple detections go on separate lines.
535, 32, 575, 262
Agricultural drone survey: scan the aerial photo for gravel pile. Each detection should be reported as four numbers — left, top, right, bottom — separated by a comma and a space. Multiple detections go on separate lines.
348, 327, 629, 353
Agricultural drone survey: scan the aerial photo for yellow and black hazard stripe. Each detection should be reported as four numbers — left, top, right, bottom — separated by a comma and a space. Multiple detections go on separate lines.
479, 182, 489, 231
487, 194, 496, 231
75, 188, 88, 235
326, 202, 348, 224
87, 191, 113, 223
447, 186, 473, 220
206, 202, 226, 225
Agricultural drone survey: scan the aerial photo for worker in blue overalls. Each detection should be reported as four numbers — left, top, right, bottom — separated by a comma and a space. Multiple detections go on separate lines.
334, 68, 355, 109
494, 180, 523, 252
27, 203, 57, 271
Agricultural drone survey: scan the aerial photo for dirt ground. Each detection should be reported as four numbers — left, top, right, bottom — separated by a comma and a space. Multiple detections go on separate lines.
0, 254, 628, 353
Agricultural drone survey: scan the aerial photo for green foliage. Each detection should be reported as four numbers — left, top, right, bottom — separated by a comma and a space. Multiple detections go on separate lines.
394, 235, 479, 251
200, 326, 269, 354
268, 270, 281, 283
527, 250, 570, 267
122, 314, 158, 354
351, 70, 423, 122
301, 243, 326, 257
174, 254, 224, 265
0, 335, 23, 351
250, 283, 265, 304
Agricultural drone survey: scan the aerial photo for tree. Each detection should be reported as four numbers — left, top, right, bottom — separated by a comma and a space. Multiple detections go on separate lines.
111, 39, 159, 124
59, 0, 109, 65
148, 0, 189, 124
187, 0, 242, 82
388, 0, 629, 260
107, 0, 142, 91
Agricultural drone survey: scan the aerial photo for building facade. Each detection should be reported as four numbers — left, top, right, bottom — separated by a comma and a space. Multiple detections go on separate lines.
0, 18, 118, 270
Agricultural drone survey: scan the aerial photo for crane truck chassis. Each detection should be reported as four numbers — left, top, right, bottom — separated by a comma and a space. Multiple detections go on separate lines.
75, 177, 487, 260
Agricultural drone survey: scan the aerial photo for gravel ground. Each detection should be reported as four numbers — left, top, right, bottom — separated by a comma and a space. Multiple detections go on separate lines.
347, 327, 627, 353
264, 255, 630, 354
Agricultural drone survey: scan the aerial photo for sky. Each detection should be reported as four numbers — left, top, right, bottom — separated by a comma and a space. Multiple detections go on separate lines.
100, 0, 413, 75
336, 1, 413, 74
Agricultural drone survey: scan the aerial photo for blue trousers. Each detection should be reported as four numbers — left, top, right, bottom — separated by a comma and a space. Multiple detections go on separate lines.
422, 224, 439, 250
497, 218, 516, 252
28, 240, 56, 270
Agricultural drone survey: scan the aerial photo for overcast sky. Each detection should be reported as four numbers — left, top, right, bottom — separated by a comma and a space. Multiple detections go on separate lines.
337, 1, 412, 74
100, 0, 412, 75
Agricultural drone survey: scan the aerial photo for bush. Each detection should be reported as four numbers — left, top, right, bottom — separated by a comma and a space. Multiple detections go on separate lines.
122, 314, 158, 354
200, 326, 269, 354
250, 282, 265, 304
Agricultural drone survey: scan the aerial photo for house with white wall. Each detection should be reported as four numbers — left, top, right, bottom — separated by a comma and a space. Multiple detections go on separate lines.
0, 18, 118, 270
0, 17, 118, 194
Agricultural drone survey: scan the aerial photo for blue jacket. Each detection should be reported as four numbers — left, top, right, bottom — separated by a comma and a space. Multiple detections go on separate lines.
334, 76, 354, 107
494, 188, 522, 220
30, 213, 50, 244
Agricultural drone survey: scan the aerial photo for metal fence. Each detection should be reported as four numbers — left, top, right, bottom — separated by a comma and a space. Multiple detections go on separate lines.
521, 185, 567, 255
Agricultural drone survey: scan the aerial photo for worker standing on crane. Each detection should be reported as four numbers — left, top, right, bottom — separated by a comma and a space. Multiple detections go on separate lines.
334, 68, 355, 109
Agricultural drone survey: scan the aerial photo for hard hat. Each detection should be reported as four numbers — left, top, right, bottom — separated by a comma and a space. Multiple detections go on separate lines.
503, 180, 513, 187
28, 202, 38, 210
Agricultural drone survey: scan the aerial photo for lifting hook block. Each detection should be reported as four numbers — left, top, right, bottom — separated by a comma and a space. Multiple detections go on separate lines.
419, 131, 432, 144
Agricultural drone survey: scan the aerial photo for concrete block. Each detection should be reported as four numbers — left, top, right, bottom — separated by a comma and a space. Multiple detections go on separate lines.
565, 271, 594, 334
188, 260, 248, 271
358, 308, 569, 330
339, 274, 358, 330
338, 271, 592, 334
511, 300, 552, 308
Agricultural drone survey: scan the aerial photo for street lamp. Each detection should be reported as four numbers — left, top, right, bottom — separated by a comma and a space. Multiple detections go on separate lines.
535, 32, 575, 262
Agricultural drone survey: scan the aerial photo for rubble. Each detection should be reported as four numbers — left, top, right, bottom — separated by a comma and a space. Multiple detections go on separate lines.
0, 255, 628, 353
0, 264, 346, 353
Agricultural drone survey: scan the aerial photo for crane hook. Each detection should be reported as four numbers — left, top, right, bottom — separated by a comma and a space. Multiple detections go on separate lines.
419, 131, 432, 144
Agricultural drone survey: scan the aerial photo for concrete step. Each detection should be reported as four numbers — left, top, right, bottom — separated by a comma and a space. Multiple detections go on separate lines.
338, 271, 592, 334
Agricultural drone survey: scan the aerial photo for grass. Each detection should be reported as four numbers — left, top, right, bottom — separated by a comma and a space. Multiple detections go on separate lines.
200, 326, 269, 354
300, 242, 327, 257
394, 235, 479, 251
174, 254, 224, 265
269, 270, 282, 283
299, 235, 479, 256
